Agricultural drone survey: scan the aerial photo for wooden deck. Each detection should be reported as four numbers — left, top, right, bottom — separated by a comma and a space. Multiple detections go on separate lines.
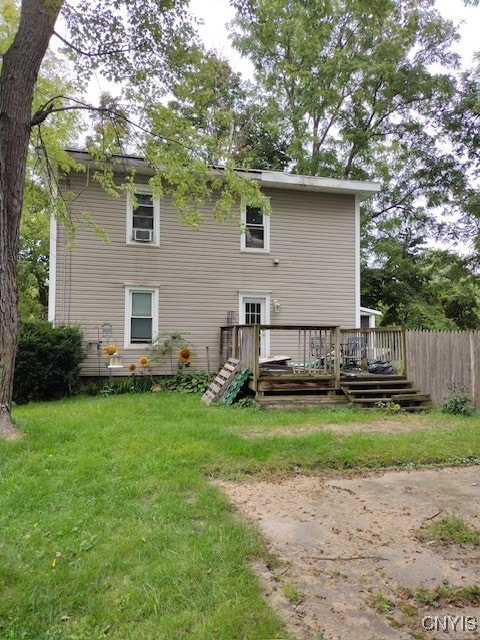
220, 324, 430, 410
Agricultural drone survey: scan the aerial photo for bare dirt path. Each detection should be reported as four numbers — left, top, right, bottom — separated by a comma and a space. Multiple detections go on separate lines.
219, 466, 480, 640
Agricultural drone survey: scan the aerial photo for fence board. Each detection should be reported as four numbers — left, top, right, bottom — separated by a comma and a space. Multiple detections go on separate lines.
406, 330, 480, 409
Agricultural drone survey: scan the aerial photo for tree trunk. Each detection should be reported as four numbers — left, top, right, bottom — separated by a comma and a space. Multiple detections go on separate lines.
0, 0, 63, 437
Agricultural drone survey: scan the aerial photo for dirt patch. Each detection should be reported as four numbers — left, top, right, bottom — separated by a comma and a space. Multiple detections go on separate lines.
218, 466, 480, 639
236, 418, 438, 439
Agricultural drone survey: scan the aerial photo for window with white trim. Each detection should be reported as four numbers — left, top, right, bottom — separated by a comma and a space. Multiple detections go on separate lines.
241, 204, 270, 253
126, 185, 160, 246
125, 287, 158, 347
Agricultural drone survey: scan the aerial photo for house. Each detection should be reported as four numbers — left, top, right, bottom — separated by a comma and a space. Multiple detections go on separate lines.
48, 150, 381, 377
360, 306, 383, 328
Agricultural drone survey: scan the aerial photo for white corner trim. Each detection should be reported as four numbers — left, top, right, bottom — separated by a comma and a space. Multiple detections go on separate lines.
354, 195, 361, 328
48, 205, 58, 324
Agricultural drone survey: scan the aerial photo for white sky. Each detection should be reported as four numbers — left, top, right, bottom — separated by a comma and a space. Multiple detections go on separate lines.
189, 0, 480, 72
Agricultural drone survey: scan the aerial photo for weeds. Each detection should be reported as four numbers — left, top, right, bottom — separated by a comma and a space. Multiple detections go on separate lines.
417, 514, 480, 546
442, 390, 473, 416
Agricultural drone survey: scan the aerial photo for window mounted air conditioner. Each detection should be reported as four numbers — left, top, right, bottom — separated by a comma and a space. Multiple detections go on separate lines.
133, 228, 153, 242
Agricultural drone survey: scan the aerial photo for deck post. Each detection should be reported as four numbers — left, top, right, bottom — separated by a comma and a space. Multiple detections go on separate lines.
401, 327, 407, 377
253, 324, 260, 396
234, 326, 239, 359
219, 327, 224, 367
333, 326, 341, 389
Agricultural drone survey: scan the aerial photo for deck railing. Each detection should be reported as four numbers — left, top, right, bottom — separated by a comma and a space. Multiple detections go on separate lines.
339, 327, 406, 375
220, 324, 341, 387
220, 325, 407, 381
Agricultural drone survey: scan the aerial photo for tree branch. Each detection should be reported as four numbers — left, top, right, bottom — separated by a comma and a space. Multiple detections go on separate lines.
369, 185, 422, 219
53, 31, 142, 58
30, 96, 200, 155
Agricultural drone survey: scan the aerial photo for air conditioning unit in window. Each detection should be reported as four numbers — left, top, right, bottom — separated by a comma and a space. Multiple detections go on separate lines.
133, 228, 153, 242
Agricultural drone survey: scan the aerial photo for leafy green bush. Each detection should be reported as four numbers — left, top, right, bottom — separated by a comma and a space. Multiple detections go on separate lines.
161, 372, 211, 393
100, 375, 155, 396
442, 390, 473, 416
14, 320, 84, 404
81, 371, 210, 398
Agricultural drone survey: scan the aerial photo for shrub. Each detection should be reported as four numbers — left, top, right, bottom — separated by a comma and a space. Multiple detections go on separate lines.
14, 320, 84, 404
442, 390, 473, 416
161, 372, 211, 393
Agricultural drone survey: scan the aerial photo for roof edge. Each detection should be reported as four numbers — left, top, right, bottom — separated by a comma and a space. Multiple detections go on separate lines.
65, 149, 381, 199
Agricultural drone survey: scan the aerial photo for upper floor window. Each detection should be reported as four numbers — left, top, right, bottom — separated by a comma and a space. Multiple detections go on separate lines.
126, 185, 160, 246
241, 204, 270, 253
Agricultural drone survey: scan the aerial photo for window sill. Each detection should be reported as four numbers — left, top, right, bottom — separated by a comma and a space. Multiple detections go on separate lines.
240, 248, 270, 254
126, 241, 160, 248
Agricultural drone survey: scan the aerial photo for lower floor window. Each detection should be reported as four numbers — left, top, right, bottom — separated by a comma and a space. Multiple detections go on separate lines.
125, 287, 159, 346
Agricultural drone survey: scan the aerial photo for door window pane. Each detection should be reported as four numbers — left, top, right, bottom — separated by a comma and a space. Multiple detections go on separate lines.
245, 302, 262, 324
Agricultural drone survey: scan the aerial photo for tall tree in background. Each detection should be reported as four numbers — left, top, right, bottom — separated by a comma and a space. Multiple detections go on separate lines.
232, 0, 480, 317
230, 0, 476, 234
162, 49, 290, 170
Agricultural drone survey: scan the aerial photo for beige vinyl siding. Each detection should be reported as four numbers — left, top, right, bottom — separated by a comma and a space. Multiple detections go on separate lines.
54, 174, 357, 375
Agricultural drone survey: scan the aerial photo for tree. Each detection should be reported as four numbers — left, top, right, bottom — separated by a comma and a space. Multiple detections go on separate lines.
0, 0, 268, 437
18, 187, 50, 319
362, 219, 480, 329
231, 0, 472, 239
162, 49, 290, 170
0, 0, 64, 437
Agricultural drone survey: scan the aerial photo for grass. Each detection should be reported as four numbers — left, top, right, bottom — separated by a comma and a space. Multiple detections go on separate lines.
417, 514, 480, 546
1, 393, 479, 639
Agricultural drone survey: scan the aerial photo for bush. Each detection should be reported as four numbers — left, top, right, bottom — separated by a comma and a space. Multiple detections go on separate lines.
161, 372, 211, 393
442, 390, 473, 416
14, 320, 84, 404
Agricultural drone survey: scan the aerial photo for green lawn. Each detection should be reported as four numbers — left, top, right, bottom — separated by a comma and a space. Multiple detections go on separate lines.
1, 393, 479, 640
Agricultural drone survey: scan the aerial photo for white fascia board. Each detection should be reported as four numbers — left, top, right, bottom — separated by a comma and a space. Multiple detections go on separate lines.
360, 306, 383, 316
259, 171, 381, 201
65, 149, 381, 200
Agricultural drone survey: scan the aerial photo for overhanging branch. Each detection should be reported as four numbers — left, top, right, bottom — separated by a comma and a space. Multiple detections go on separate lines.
53, 31, 142, 58
30, 96, 199, 154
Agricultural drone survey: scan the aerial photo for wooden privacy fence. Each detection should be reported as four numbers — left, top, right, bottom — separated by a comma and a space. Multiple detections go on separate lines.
406, 330, 480, 409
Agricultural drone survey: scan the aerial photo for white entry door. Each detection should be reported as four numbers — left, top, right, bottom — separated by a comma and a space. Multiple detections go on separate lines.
239, 292, 270, 358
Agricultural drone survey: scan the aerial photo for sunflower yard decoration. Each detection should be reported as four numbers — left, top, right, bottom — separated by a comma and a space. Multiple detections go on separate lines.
138, 356, 151, 369
178, 347, 193, 368
103, 344, 119, 358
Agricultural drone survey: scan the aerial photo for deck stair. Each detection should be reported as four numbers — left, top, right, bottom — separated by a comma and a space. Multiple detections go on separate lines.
340, 375, 431, 411
252, 374, 349, 410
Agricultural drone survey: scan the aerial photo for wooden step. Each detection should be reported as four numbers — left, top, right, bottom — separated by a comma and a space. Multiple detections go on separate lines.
256, 394, 348, 410
402, 404, 432, 412
346, 388, 419, 396
391, 394, 431, 402
341, 374, 406, 382
352, 396, 429, 405
257, 379, 336, 393
341, 379, 411, 388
